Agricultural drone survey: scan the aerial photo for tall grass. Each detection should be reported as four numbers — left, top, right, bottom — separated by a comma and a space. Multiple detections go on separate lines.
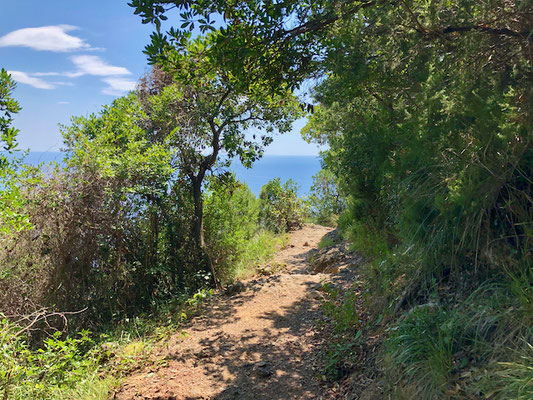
488, 342, 533, 400
232, 230, 289, 280
385, 272, 533, 398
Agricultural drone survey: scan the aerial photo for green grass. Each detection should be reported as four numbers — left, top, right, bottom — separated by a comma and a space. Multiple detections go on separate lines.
489, 342, 533, 400
386, 306, 463, 398
232, 230, 289, 280
0, 286, 216, 400
49, 375, 119, 400
383, 274, 533, 399
317, 235, 335, 249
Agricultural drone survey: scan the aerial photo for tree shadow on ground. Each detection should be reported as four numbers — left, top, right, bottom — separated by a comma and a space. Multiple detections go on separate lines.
195, 282, 328, 400
117, 227, 360, 400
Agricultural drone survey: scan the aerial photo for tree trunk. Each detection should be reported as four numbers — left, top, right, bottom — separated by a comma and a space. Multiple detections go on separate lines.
192, 176, 221, 289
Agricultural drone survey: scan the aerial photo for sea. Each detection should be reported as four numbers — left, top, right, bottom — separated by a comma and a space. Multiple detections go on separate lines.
16, 152, 322, 196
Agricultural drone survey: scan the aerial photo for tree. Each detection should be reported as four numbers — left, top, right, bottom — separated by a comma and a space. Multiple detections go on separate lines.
0, 68, 30, 234
307, 168, 345, 226
129, 0, 532, 272
0, 68, 20, 164
130, 0, 533, 92
137, 36, 301, 287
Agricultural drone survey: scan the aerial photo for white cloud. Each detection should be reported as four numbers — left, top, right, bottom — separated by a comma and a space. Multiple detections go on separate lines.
58, 101, 70, 105
8, 71, 55, 89
51, 81, 75, 87
32, 72, 63, 77
28, 56, 131, 82
0, 25, 92, 52
101, 77, 136, 96
7, 54, 134, 93
70, 55, 131, 77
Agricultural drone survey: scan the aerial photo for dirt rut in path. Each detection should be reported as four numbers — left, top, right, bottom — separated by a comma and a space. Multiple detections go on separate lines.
117, 224, 335, 400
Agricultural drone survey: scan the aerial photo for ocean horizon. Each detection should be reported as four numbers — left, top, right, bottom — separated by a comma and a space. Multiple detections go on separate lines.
14, 152, 322, 196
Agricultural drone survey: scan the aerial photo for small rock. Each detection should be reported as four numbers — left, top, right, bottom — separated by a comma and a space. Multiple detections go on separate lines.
310, 246, 347, 273
254, 361, 273, 377
225, 281, 246, 296
303, 241, 310, 247
194, 349, 209, 359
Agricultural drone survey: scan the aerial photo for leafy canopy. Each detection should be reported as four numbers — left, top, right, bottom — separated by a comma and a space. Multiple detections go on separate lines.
0, 68, 20, 161
0, 68, 30, 234
138, 35, 302, 176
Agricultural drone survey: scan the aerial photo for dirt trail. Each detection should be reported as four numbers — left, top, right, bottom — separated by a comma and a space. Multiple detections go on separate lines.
117, 224, 344, 400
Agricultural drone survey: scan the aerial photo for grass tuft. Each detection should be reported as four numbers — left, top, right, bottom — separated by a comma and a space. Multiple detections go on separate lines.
232, 230, 289, 280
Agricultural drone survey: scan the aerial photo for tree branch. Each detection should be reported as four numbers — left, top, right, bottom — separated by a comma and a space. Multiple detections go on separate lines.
400, 0, 427, 34
202, 118, 221, 171
278, 0, 381, 42
229, 114, 266, 125
2, 308, 88, 338
272, 1, 531, 44
214, 87, 232, 117
436, 25, 532, 40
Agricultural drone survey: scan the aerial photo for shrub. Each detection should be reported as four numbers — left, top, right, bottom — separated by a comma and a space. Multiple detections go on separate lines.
259, 178, 306, 233
0, 162, 199, 332
0, 317, 110, 400
320, 283, 362, 380
387, 306, 465, 398
203, 174, 292, 282
203, 174, 260, 282
307, 169, 346, 226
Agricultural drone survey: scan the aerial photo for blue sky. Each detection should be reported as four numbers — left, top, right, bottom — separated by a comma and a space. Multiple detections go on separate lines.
0, 1, 322, 156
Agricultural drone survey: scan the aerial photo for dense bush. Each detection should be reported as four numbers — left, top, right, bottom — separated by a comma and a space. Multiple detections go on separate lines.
259, 178, 306, 233
304, 1, 532, 278
203, 173, 260, 282
0, 317, 114, 400
0, 165, 197, 329
1, 95, 195, 330
307, 169, 346, 227
296, 1, 533, 396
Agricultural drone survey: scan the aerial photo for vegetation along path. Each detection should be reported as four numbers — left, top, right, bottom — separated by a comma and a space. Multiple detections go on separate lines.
117, 224, 358, 400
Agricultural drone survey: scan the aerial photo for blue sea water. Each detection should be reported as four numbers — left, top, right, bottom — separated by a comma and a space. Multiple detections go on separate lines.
230, 155, 322, 195
16, 152, 322, 196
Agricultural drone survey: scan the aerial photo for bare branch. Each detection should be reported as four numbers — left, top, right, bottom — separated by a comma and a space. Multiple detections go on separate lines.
1, 308, 88, 338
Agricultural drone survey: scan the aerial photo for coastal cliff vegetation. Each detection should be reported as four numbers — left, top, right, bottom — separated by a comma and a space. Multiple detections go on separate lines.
1, 0, 532, 398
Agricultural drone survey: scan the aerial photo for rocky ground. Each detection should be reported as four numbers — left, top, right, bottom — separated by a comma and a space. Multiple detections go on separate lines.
115, 224, 366, 400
